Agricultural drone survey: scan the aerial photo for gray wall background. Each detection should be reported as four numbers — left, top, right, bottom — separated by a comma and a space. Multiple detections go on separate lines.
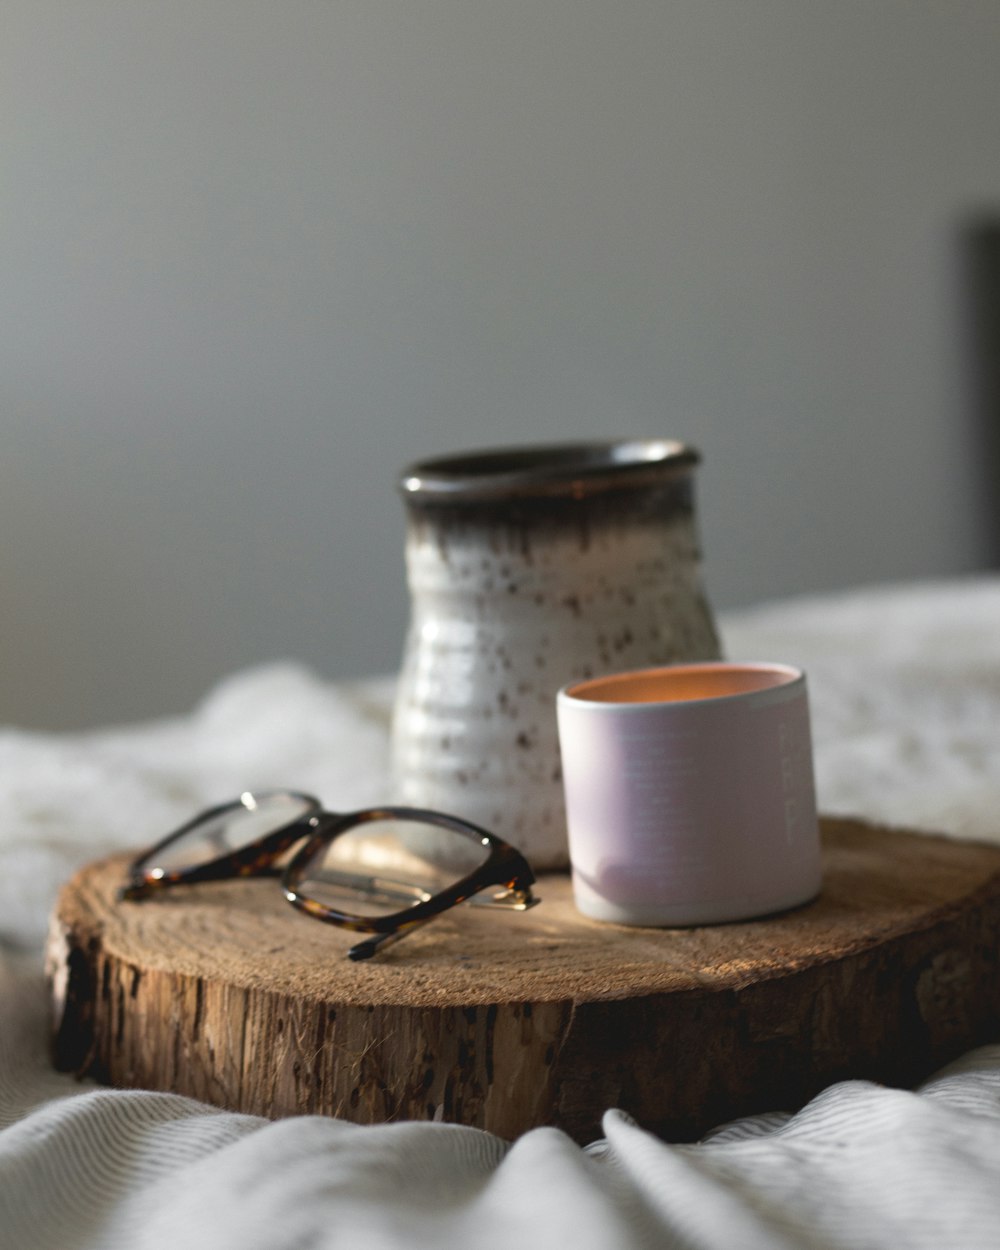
3, 1, 999, 731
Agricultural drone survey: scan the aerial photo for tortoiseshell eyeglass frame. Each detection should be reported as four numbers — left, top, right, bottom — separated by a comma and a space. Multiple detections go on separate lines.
120, 790, 539, 961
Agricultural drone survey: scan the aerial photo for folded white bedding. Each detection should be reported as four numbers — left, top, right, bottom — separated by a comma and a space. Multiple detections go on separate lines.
2, 576, 999, 1250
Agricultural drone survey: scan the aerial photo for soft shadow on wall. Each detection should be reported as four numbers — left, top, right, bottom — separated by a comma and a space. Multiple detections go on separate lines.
963, 215, 1000, 566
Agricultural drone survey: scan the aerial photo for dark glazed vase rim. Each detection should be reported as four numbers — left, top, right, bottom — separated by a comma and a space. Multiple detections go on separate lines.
399, 439, 699, 504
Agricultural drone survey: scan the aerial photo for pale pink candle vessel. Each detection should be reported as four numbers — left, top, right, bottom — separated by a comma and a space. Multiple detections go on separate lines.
557, 661, 822, 926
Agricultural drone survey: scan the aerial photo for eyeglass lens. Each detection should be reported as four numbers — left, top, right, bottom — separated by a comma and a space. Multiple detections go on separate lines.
295, 817, 491, 919
149, 791, 316, 873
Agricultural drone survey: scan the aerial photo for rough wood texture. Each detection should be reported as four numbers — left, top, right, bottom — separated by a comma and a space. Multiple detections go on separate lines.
47, 818, 1000, 1143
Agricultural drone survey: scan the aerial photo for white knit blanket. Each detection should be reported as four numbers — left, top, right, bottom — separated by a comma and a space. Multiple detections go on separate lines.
3, 577, 1000, 1249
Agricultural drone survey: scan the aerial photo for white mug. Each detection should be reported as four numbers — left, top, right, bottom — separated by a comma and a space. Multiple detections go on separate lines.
556, 661, 822, 926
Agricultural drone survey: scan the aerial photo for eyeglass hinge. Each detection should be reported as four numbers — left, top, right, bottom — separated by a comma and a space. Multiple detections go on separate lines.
470, 886, 539, 911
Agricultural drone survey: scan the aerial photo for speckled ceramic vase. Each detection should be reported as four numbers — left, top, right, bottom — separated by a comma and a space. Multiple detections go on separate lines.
390, 440, 721, 870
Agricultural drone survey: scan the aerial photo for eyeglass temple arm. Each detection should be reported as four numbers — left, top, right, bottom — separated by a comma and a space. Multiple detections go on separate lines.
346, 883, 538, 961
348, 925, 424, 962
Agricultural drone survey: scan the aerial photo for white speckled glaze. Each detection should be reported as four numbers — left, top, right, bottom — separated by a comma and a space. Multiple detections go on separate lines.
390, 441, 721, 870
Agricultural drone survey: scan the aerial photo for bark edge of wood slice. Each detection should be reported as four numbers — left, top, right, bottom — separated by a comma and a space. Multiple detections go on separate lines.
46, 817, 1000, 1143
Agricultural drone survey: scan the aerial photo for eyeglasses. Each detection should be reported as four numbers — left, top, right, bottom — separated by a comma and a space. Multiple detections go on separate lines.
120, 790, 539, 961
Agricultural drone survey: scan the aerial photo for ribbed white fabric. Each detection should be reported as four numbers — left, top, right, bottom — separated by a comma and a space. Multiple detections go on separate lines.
2, 577, 1000, 1250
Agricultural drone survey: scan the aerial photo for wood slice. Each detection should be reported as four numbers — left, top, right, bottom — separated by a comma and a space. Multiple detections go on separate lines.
46, 817, 1000, 1143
